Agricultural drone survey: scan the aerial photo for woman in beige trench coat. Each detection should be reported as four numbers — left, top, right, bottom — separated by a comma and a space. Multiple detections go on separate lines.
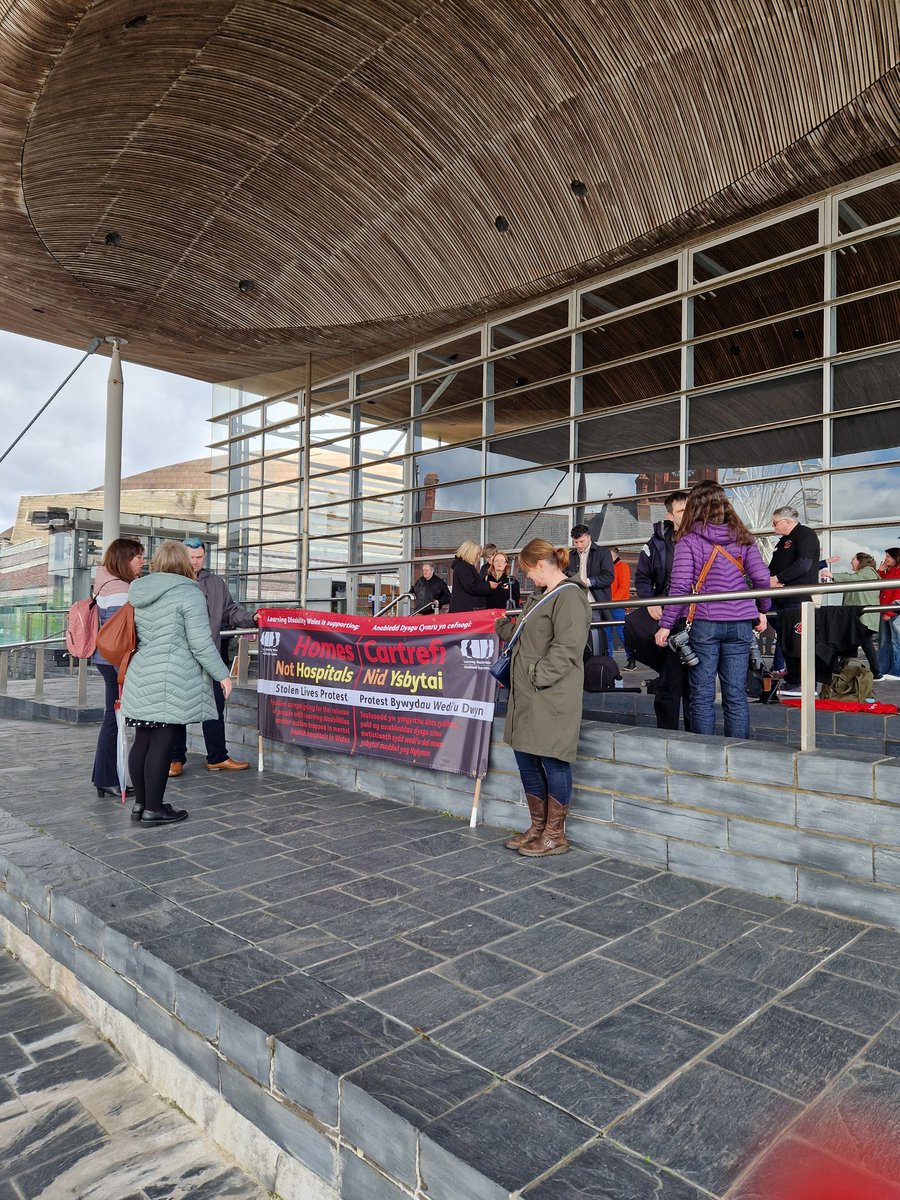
495, 538, 591, 857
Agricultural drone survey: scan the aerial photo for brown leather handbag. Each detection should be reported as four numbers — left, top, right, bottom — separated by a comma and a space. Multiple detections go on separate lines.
95, 602, 138, 685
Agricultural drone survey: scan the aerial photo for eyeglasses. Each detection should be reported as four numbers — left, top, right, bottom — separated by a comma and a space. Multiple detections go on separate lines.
183, 538, 204, 549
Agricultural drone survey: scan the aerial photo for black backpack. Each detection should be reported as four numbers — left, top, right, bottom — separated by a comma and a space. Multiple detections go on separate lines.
584, 654, 621, 692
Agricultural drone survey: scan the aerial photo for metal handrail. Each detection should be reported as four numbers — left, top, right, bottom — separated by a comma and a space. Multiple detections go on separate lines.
3, 579, 896, 749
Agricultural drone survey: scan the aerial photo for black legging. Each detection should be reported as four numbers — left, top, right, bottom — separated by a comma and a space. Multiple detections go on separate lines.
128, 725, 178, 813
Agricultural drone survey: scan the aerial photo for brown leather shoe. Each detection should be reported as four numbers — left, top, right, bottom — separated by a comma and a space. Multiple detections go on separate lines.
518, 796, 569, 857
207, 757, 250, 771
504, 793, 547, 850
168, 762, 183, 778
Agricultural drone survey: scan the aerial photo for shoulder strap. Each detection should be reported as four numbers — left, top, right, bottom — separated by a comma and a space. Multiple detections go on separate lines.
686, 545, 749, 624
504, 582, 580, 651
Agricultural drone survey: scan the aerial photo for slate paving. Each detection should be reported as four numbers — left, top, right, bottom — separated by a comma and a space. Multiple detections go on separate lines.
0, 717, 899, 1198
0, 949, 265, 1199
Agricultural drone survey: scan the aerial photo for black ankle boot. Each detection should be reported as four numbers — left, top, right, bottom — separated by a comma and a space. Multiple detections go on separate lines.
130, 799, 145, 823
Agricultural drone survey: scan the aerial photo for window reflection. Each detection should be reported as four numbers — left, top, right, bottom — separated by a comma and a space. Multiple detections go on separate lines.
578, 447, 680, 503
831, 466, 900, 523
412, 517, 482, 561
581, 352, 680, 411
827, 523, 900, 566
581, 302, 681, 368
836, 290, 900, 354
693, 311, 822, 388
577, 400, 680, 456
491, 301, 568, 349
493, 380, 571, 431
487, 466, 569, 514
837, 180, 900, 234
417, 363, 485, 413
693, 258, 823, 337
690, 423, 822, 478
486, 507, 571, 550
493, 336, 571, 389
415, 443, 482, 485
832, 409, 900, 464
693, 210, 818, 281
832, 349, 900, 412
488, 426, 570, 472
724, 474, 823, 543
689, 371, 821, 438
417, 331, 482, 375
581, 260, 678, 320
836, 233, 900, 295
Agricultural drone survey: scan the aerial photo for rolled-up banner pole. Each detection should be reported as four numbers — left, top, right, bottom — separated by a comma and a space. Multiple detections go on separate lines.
469, 777, 482, 828
258, 732, 264, 772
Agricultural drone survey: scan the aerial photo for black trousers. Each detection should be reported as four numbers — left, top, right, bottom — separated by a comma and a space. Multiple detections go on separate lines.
128, 725, 178, 812
91, 663, 120, 788
653, 649, 692, 731
170, 680, 228, 765
775, 607, 802, 688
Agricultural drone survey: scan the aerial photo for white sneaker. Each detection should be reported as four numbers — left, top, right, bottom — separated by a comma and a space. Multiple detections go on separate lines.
779, 688, 803, 698
882, 673, 900, 681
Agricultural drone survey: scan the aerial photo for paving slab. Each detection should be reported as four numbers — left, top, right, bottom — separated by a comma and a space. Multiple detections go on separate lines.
0, 716, 898, 1199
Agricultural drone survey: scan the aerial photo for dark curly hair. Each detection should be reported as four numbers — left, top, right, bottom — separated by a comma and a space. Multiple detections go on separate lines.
676, 479, 754, 546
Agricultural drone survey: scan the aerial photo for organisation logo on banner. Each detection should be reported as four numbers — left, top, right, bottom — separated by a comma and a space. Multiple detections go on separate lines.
256, 608, 501, 778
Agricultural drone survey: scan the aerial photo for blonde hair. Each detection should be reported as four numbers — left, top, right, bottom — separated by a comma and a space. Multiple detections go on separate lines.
151, 540, 195, 580
455, 540, 482, 567
519, 538, 570, 572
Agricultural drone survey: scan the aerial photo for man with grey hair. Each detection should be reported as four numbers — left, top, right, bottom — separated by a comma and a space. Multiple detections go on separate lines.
768, 506, 821, 696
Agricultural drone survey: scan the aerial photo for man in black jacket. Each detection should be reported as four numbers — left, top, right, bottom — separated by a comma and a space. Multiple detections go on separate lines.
633, 490, 690, 730
567, 524, 614, 656
768, 507, 821, 696
408, 563, 452, 614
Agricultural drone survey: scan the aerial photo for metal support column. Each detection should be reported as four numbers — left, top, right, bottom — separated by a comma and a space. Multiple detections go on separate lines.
102, 339, 126, 548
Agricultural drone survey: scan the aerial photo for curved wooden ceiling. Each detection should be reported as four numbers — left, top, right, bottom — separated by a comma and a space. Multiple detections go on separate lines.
1, 0, 898, 387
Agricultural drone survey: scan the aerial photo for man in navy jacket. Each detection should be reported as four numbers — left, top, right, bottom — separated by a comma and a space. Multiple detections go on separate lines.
633, 490, 690, 729
567, 524, 614, 656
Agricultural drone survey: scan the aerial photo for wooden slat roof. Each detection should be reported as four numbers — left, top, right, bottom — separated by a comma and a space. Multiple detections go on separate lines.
0, 0, 897, 391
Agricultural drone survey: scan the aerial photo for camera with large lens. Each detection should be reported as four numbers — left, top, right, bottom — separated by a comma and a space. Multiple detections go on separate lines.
748, 639, 763, 672
668, 627, 700, 668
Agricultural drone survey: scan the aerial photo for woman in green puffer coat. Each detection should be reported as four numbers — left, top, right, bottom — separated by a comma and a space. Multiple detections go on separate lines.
122, 541, 232, 826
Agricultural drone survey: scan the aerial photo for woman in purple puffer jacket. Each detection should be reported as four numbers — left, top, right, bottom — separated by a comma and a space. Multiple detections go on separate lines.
655, 480, 771, 738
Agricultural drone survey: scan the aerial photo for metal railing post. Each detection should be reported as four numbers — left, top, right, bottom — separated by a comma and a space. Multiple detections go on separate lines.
799, 600, 817, 751
0, 649, 7, 695
33, 646, 45, 700
76, 657, 88, 707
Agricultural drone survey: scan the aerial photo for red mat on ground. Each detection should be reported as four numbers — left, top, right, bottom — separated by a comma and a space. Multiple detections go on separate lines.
779, 698, 898, 714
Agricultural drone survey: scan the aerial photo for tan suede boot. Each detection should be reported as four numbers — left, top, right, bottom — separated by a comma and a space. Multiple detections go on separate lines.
504, 793, 547, 850
518, 796, 569, 856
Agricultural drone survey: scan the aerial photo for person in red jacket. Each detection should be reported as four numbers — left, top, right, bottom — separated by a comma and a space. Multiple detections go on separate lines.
877, 547, 900, 679
607, 548, 633, 665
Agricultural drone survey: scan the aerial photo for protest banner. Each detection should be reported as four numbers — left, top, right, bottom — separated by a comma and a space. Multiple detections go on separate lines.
256, 608, 499, 778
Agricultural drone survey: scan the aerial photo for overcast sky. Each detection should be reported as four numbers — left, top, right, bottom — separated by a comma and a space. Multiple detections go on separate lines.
0, 331, 212, 532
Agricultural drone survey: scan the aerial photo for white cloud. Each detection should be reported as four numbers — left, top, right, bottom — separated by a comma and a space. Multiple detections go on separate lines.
0, 331, 212, 531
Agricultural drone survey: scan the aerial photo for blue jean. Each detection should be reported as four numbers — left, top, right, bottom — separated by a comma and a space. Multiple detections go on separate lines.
606, 607, 626, 655
878, 614, 900, 676
514, 750, 573, 806
688, 619, 754, 739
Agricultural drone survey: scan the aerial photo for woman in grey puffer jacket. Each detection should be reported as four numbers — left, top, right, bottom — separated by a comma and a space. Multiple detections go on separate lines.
122, 541, 232, 825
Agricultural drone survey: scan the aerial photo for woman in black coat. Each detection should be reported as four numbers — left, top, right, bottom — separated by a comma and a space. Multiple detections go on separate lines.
448, 540, 498, 612
485, 552, 521, 610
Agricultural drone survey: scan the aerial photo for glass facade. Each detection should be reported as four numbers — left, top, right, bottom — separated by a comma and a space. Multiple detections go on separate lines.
211, 170, 900, 613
